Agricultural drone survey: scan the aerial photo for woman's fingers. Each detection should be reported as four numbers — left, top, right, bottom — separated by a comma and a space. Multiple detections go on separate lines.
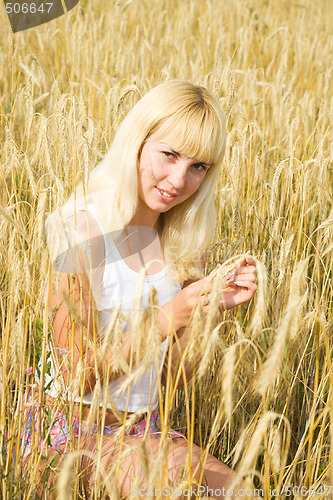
229, 274, 256, 285
225, 267, 256, 286
244, 255, 256, 265
200, 279, 258, 313
206, 271, 257, 293
198, 257, 258, 312
197, 256, 257, 301
235, 265, 256, 275
231, 280, 258, 292
232, 261, 256, 280
201, 277, 257, 302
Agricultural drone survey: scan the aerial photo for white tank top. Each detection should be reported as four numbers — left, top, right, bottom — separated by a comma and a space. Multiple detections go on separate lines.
45, 204, 183, 412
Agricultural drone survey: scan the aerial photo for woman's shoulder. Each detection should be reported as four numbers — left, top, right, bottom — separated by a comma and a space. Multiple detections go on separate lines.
48, 206, 106, 277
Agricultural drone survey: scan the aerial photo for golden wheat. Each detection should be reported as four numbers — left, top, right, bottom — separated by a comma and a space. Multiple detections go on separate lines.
0, 0, 332, 498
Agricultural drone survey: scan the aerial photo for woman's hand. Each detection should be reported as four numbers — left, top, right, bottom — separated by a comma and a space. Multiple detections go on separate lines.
218, 255, 257, 311
170, 255, 258, 329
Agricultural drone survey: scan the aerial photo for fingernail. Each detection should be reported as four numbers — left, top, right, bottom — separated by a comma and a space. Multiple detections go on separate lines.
226, 272, 235, 284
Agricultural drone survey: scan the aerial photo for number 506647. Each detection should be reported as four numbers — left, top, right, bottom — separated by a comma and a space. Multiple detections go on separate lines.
5, 3, 54, 14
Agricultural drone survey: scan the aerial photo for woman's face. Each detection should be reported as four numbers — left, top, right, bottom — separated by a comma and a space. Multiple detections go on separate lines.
137, 140, 211, 219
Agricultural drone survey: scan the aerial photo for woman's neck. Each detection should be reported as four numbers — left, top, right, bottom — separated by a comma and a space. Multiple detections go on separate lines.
127, 214, 163, 235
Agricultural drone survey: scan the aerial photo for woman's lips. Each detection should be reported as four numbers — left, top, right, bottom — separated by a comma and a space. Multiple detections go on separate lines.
155, 187, 178, 201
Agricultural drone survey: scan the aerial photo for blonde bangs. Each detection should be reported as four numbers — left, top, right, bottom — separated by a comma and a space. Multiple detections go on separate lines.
148, 104, 225, 167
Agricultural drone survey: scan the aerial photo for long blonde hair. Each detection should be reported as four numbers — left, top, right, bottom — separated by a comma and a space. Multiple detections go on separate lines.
47, 80, 226, 282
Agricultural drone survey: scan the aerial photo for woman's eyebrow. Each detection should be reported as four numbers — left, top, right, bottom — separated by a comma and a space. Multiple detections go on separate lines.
160, 143, 179, 155
169, 147, 179, 156
160, 143, 210, 166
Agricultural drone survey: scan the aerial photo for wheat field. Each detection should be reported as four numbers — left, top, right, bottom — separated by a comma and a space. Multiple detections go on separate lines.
0, 0, 333, 498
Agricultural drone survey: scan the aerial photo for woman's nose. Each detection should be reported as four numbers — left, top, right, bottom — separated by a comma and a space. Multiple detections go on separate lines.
167, 161, 188, 189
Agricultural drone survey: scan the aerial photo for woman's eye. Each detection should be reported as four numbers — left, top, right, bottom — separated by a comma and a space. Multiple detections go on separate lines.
192, 163, 207, 171
162, 151, 176, 159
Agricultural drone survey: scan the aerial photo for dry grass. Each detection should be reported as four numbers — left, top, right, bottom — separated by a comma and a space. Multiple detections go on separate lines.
0, 0, 333, 498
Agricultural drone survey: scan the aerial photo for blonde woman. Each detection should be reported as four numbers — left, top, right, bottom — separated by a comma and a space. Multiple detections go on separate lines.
28, 80, 257, 498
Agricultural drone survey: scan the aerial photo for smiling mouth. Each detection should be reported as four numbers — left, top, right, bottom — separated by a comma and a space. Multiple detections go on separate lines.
156, 187, 179, 198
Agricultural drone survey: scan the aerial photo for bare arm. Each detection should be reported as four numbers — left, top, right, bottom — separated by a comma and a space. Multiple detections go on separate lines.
48, 266, 185, 396
161, 254, 258, 388
161, 255, 207, 388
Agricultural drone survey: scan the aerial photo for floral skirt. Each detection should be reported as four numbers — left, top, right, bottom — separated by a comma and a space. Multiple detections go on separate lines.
22, 402, 186, 459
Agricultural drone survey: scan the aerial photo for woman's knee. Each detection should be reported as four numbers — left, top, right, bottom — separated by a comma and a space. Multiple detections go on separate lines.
79, 435, 153, 498
165, 438, 207, 498
23, 447, 66, 500
167, 440, 235, 499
